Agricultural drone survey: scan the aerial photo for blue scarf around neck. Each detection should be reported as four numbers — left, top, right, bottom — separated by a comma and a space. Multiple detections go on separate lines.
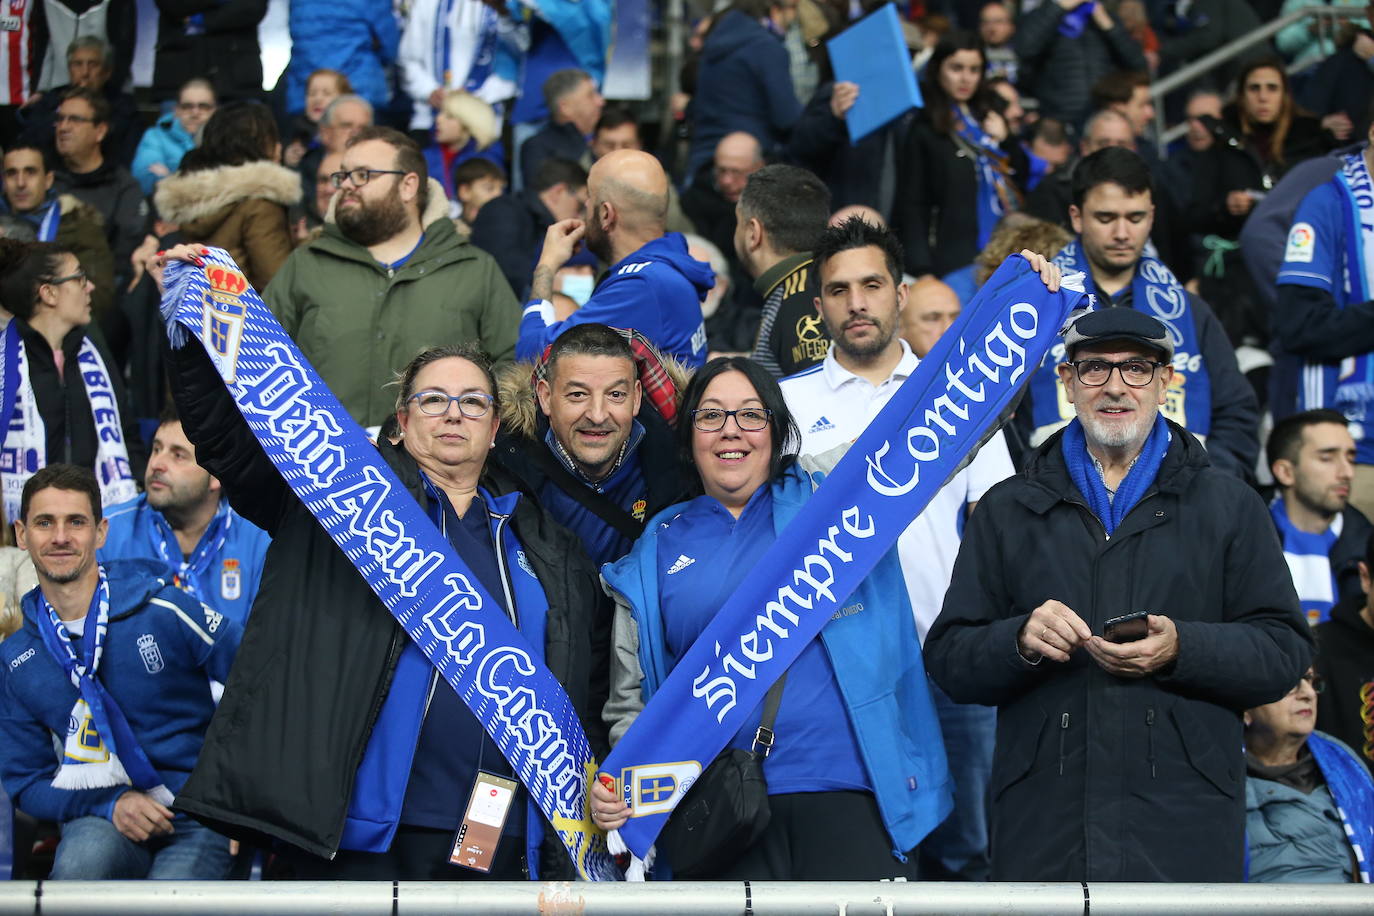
1062, 414, 1170, 535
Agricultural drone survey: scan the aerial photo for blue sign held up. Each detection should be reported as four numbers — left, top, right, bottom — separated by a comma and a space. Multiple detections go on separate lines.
826, 3, 923, 144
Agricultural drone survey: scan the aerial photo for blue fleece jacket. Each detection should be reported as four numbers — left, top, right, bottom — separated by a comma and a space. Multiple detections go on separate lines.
337, 488, 556, 876
518, 232, 713, 368
132, 113, 197, 197
686, 10, 802, 181
602, 461, 953, 859
0, 559, 242, 825
100, 497, 271, 627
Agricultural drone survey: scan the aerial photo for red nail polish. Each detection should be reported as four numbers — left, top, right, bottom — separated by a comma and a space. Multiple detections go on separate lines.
598, 774, 615, 790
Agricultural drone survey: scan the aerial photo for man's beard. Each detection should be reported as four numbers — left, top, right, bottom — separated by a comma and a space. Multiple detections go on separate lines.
337, 183, 409, 246
33, 554, 85, 585
584, 217, 612, 263
833, 315, 895, 363
1078, 396, 1157, 451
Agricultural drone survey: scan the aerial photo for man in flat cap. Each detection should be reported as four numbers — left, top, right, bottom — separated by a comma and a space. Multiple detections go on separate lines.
924, 307, 1312, 883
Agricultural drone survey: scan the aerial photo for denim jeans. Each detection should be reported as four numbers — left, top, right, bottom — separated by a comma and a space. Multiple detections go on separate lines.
919, 681, 996, 880
49, 813, 233, 879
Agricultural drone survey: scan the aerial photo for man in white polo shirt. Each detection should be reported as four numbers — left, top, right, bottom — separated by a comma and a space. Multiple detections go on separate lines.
779, 215, 1010, 880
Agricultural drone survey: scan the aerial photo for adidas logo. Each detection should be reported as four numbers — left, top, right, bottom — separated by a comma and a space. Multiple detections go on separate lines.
809, 416, 836, 433
666, 554, 696, 575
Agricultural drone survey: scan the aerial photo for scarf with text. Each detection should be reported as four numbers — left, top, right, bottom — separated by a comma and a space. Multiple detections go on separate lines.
161, 251, 617, 880
601, 255, 1088, 873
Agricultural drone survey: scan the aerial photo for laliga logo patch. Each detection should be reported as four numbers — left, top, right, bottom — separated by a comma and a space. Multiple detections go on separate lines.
137, 633, 165, 675
516, 549, 535, 578
1285, 222, 1315, 264
220, 558, 242, 601
631, 499, 646, 522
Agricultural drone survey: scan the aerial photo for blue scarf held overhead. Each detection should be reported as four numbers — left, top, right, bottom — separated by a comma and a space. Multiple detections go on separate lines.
36, 567, 174, 805
953, 105, 1010, 250
600, 255, 1089, 874
160, 251, 618, 881
1062, 414, 1170, 536
1308, 731, 1374, 883
1030, 239, 1212, 447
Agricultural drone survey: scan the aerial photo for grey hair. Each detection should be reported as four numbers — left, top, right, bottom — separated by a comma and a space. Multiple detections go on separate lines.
67, 35, 112, 69
322, 94, 374, 127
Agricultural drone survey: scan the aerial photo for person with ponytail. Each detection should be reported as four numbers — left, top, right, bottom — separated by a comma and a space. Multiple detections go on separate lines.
0, 239, 143, 527
895, 31, 1026, 281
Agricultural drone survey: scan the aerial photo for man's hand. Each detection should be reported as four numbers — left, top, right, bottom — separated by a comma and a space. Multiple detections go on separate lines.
1321, 111, 1353, 141
1091, 2, 1115, 30
539, 219, 586, 273
830, 82, 860, 120
428, 87, 446, 110
1225, 190, 1255, 217
112, 791, 175, 842
127, 234, 160, 292
1084, 614, 1179, 677
1018, 599, 1092, 663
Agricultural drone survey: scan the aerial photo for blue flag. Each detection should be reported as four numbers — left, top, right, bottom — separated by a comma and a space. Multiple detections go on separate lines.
160, 252, 619, 881
602, 255, 1089, 864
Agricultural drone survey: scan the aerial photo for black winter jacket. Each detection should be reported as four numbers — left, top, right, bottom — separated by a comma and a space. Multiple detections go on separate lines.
166, 340, 610, 871
1315, 592, 1374, 776
926, 423, 1312, 881
1012, 3, 1147, 126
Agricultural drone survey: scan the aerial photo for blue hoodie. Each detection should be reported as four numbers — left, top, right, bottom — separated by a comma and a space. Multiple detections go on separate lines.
686, 9, 802, 181
602, 459, 953, 862
132, 112, 196, 197
0, 559, 242, 825
518, 232, 714, 368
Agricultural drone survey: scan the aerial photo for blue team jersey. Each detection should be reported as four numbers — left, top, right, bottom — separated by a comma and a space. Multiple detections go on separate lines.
100, 497, 271, 626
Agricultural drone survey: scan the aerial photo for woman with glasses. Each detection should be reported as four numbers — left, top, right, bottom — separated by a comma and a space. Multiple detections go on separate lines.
0, 238, 143, 526
148, 321, 609, 880
153, 103, 299, 292
589, 356, 950, 880
131, 78, 217, 197
1243, 666, 1374, 882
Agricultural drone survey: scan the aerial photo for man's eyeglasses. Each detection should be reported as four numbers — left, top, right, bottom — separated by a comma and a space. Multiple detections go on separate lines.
54, 113, 96, 125
691, 407, 772, 432
408, 390, 494, 418
177, 102, 216, 112
45, 268, 87, 287
1068, 358, 1167, 388
330, 168, 407, 189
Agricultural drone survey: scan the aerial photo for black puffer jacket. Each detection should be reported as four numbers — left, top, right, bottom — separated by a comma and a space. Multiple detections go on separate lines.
166, 340, 610, 872
1012, 2, 1147, 126
926, 423, 1312, 881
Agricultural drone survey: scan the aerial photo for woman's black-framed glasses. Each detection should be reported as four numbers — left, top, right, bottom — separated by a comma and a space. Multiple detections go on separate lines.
408, 390, 494, 418
45, 268, 87, 287
330, 168, 407, 189
691, 407, 772, 432
1069, 358, 1167, 388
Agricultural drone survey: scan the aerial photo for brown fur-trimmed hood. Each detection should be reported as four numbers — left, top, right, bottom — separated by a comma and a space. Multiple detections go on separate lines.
496, 344, 693, 441
154, 160, 302, 226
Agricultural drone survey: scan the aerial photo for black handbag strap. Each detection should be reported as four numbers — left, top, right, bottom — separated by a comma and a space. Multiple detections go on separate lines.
525, 442, 645, 540
751, 674, 787, 756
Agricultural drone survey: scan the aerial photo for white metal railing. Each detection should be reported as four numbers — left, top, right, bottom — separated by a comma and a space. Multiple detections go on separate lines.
1150, 5, 1369, 154
1, 880, 1373, 915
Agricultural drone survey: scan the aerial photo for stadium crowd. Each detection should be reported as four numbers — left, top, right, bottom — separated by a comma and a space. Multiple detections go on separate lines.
0, 0, 1373, 889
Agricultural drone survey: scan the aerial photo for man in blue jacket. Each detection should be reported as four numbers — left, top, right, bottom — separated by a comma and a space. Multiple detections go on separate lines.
101, 408, 270, 627
0, 464, 242, 879
520, 149, 714, 368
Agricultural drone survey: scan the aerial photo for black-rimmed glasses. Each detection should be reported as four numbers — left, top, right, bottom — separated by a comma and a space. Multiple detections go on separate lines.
330, 168, 408, 189
1068, 358, 1167, 388
691, 407, 772, 432
408, 390, 494, 418
45, 268, 87, 287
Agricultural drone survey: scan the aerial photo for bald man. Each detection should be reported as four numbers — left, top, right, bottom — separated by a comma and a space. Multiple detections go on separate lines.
519, 150, 716, 367
901, 278, 962, 358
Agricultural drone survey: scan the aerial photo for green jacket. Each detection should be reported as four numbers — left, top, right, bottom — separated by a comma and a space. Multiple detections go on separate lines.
265, 189, 519, 427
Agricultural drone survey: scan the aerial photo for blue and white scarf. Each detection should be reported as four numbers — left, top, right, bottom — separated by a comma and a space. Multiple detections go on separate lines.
161, 253, 617, 880
1312, 153, 1374, 454
436, 0, 499, 95
601, 256, 1089, 875
0, 323, 137, 524
1309, 731, 1374, 883
1058, 1, 1096, 37
1269, 495, 1341, 626
145, 501, 232, 605
953, 105, 1010, 250
1030, 239, 1212, 447
1063, 414, 1170, 536
36, 568, 174, 805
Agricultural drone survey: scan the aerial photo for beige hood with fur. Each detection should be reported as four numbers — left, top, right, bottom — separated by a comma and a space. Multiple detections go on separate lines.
154, 160, 302, 230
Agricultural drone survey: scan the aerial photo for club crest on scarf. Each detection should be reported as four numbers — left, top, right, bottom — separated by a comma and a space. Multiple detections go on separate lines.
161, 251, 617, 880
